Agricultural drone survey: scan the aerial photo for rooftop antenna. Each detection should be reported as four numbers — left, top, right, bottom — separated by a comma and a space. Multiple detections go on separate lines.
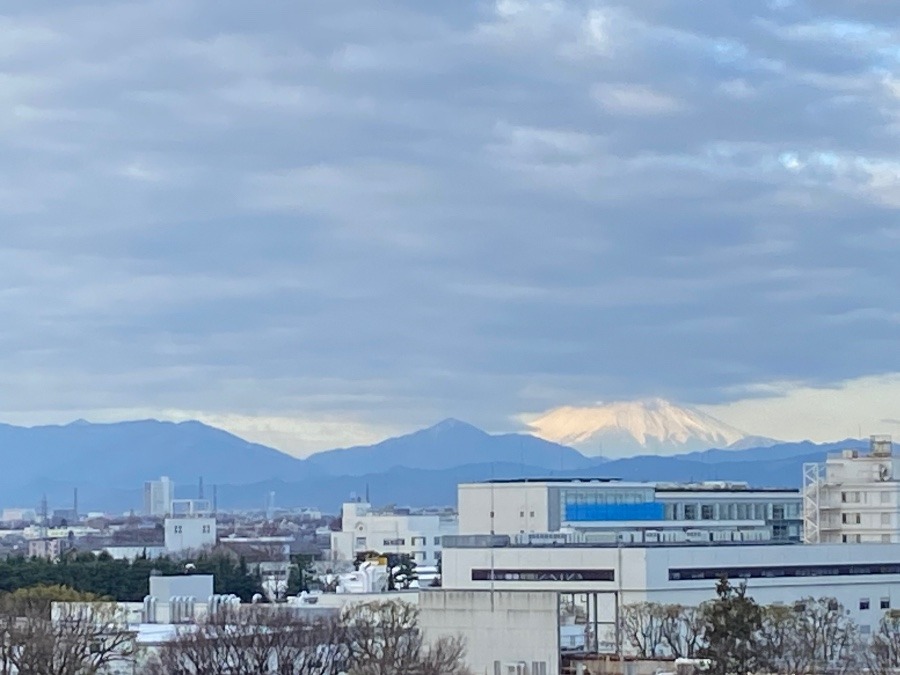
39, 494, 48, 537
490, 462, 495, 611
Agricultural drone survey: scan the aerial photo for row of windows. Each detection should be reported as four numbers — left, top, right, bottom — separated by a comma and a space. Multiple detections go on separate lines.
354, 536, 442, 548
172, 524, 212, 534
841, 491, 893, 504
859, 597, 892, 611
669, 562, 900, 581
562, 489, 653, 507
839, 512, 893, 525
472, 568, 615, 582
665, 502, 800, 521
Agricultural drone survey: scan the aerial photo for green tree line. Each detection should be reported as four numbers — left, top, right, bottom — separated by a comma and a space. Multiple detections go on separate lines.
0, 551, 263, 601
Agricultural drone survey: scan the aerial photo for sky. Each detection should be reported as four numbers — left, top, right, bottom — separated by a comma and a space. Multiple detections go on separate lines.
1, 0, 899, 456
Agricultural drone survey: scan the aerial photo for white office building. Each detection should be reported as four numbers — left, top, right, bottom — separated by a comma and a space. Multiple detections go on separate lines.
164, 500, 216, 554
143, 476, 175, 517
804, 435, 900, 544
458, 478, 802, 543
420, 536, 900, 675
331, 501, 458, 567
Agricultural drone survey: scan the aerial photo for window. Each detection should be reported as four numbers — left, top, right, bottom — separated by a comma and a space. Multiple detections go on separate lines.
174, 525, 183, 534
383, 538, 405, 546
884, 513, 892, 526
668, 562, 900, 581
355, 537, 366, 548
772, 504, 784, 520
842, 534, 848, 543
411, 536, 425, 546
882, 492, 891, 504
519, 511, 524, 517
842, 492, 848, 503
855, 534, 862, 543
684, 504, 697, 520
202, 525, 210, 534
413, 551, 425, 562
530, 511, 535, 517
701, 505, 714, 520
860, 598, 870, 610
434, 537, 441, 545
842, 514, 848, 524
474, 568, 615, 582
882, 598, 891, 610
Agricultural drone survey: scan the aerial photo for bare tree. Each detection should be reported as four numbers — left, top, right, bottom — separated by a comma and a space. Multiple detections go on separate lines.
342, 600, 470, 675
659, 604, 704, 659
864, 611, 900, 675
619, 602, 669, 658
0, 586, 135, 675
145, 605, 348, 675
800, 597, 859, 674
757, 603, 812, 674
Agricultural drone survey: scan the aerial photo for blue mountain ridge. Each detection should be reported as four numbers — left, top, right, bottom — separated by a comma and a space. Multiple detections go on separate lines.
0, 418, 873, 513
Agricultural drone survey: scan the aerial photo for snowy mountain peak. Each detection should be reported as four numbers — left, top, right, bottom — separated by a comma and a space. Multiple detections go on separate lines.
525, 399, 751, 458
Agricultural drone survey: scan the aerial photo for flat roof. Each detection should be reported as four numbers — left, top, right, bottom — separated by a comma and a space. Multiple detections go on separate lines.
470, 478, 798, 492
475, 478, 622, 485
443, 537, 797, 550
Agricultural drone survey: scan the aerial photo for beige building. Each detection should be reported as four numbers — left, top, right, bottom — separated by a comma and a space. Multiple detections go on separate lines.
804, 435, 900, 544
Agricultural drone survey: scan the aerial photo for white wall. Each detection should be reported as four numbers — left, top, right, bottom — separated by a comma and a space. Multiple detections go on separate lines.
442, 542, 900, 629
458, 483, 551, 536
333, 502, 457, 566
419, 590, 559, 675
164, 517, 216, 554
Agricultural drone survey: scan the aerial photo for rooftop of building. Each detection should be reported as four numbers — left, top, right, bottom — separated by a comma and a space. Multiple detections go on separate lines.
442, 534, 798, 550
470, 478, 798, 493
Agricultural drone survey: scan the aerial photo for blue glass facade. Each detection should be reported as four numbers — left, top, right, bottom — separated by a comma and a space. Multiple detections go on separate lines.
565, 502, 665, 522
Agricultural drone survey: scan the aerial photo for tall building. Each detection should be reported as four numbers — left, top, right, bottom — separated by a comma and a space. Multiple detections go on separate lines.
143, 476, 175, 517
804, 435, 899, 544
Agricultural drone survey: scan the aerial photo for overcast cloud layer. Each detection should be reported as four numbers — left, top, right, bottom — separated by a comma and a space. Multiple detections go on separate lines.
1, 0, 899, 454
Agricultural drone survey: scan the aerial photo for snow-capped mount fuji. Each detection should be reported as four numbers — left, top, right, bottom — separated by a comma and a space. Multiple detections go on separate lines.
525, 398, 769, 458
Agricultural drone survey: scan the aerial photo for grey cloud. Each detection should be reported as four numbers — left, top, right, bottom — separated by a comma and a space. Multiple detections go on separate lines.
0, 0, 898, 443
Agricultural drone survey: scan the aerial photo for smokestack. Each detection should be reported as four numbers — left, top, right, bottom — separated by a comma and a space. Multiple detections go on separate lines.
198, 476, 204, 500
73, 487, 78, 522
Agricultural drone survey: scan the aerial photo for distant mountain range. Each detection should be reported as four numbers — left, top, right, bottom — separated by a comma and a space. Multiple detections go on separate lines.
0, 413, 876, 514
525, 398, 778, 457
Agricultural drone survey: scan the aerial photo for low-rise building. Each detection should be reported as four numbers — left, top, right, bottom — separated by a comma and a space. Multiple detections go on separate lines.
331, 501, 457, 567
420, 536, 900, 675
458, 478, 802, 542
164, 501, 216, 554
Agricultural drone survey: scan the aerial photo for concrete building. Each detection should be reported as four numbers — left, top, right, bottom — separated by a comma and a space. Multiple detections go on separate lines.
804, 435, 900, 544
28, 537, 65, 560
420, 535, 900, 675
165, 500, 216, 554
1, 508, 37, 523
143, 476, 175, 517
458, 478, 802, 542
331, 501, 458, 566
